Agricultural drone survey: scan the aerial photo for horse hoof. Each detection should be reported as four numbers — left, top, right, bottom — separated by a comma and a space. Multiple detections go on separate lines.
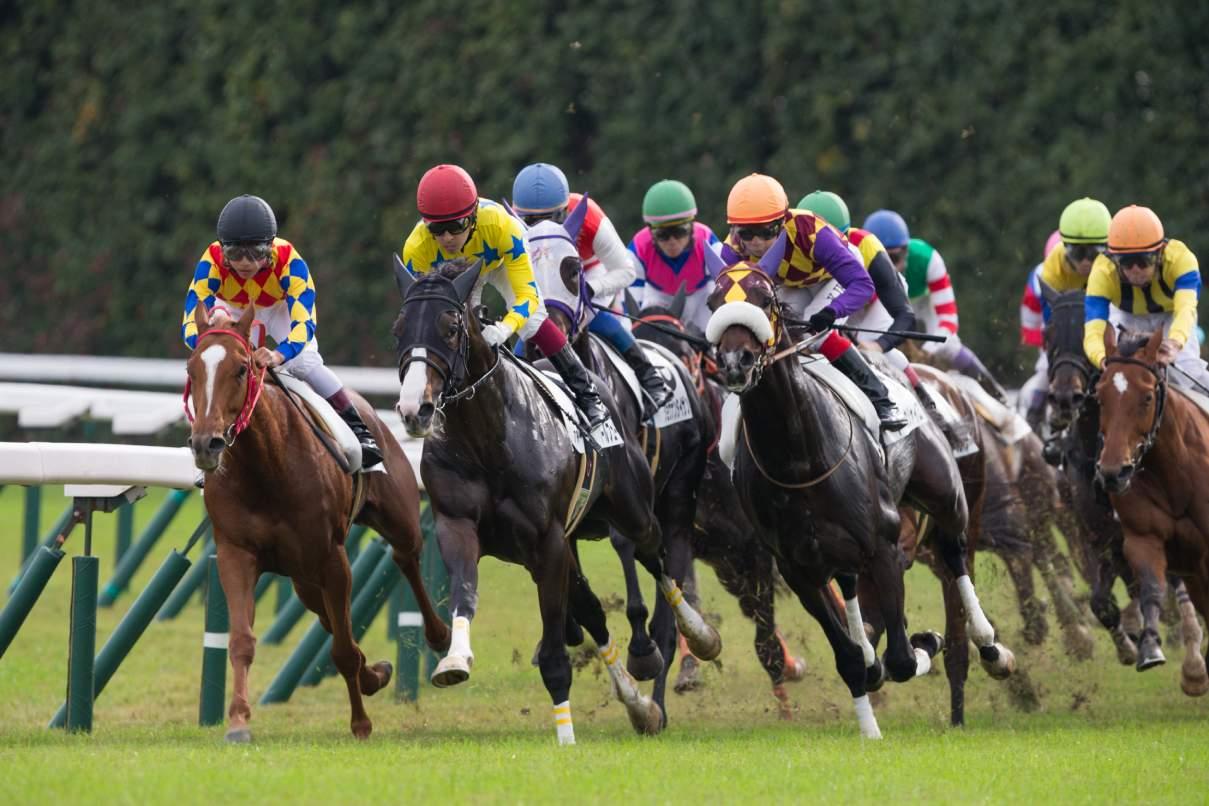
684, 625, 722, 662
784, 655, 807, 682
979, 643, 1016, 680
772, 684, 793, 719
431, 654, 472, 688
1114, 635, 1138, 666
910, 630, 944, 659
351, 719, 372, 740
673, 655, 702, 694
626, 645, 665, 682
1180, 669, 1209, 697
225, 726, 252, 744
364, 660, 393, 695
626, 696, 664, 736
1136, 649, 1166, 672
1064, 625, 1096, 662
865, 657, 887, 693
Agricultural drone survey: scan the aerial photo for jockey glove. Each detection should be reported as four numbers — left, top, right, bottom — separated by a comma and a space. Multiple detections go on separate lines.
481, 323, 511, 347
807, 307, 837, 334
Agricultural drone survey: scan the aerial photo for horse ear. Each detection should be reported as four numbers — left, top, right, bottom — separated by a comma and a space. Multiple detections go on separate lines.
1104, 325, 1118, 358
1145, 327, 1164, 358
194, 301, 212, 333
235, 302, 256, 338
704, 242, 730, 277
452, 259, 484, 302
670, 282, 687, 319
503, 199, 528, 230
1038, 279, 1058, 305
623, 288, 642, 317
394, 253, 416, 299
564, 193, 590, 241
756, 229, 789, 276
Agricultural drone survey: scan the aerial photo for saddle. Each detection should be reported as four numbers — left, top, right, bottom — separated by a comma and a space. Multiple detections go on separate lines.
946, 374, 1032, 446
591, 336, 693, 428
276, 373, 377, 474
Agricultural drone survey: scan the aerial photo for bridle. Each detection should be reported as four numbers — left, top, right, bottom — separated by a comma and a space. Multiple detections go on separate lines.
183, 327, 266, 445
1099, 355, 1168, 469
396, 281, 500, 410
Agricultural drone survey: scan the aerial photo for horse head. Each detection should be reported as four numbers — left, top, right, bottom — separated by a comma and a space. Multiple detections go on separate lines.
629, 284, 703, 384
185, 303, 261, 471
523, 212, 588, 340
1094, 327, 1167, 494
392, 255, 485, 437
1041, 282, 1094, 428
704, 232, 785, 393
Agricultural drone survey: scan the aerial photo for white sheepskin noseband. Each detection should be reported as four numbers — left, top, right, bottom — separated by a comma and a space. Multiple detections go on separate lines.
706, 301, 773, 345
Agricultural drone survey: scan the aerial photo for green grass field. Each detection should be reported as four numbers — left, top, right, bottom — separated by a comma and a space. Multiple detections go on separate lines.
0, 485, 1205, 804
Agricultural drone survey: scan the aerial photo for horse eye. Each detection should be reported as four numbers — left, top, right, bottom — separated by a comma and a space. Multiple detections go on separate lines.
1143, 393, 1153, 404
236, 365, 247, 379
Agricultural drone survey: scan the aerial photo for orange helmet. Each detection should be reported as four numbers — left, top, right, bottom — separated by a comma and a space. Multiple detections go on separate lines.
726, 174, 788, 225
1107, 205, 1165, 254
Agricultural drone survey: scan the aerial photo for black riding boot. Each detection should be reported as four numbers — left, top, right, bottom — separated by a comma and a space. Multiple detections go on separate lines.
912, 378, 978, 456
832, 346, 907, 431
548, 344, 610, 428
622, 344, 673, 416
338, 405, 383, 468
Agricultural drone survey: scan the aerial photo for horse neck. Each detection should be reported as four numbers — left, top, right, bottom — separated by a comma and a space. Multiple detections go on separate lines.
1142, 391, 1206, 487
223, 389, 295, 491
439, 338, 506, 456
741, 351, 845, 471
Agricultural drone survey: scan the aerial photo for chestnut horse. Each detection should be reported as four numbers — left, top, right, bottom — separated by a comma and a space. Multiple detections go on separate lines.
185, 304, 451, 741
1094, 327, 1209, 695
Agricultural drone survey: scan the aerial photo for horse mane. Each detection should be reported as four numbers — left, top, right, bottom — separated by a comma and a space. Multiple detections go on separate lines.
433, 257, 475, 280
1115, 329, 1154, 358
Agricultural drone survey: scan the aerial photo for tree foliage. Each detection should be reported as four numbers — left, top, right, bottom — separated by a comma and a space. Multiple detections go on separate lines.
2, 0, 1205, 379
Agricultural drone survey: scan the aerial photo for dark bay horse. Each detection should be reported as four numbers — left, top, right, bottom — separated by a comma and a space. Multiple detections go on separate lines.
391, 258, 720, 741
521, 216, 718, 723
1094, 327, 1209, 695
628, 292, 808, 716
185, 303, 450, 741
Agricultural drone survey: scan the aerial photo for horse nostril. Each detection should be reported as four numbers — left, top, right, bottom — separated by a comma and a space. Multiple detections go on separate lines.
1119, 463, 1134, 478
207, 437, 225, 453
418, 402, 434, 420
738, 350, 756, 369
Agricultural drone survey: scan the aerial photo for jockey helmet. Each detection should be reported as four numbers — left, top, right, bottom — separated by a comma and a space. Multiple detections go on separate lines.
797, 190, 850, 233
512, 163, 570, 215
862, 209, 909, 248
217, 195, 277, 243
643, 180, 698, 226
726, 173, 788, 225
416, 164, 479, 223
1044, 229, 1062, 259
1058, 197, 1111, 245
1107, 205, 1165, 254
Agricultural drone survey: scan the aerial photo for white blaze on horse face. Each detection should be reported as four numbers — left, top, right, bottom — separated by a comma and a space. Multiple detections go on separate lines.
1112, 372, 1129, 396
397, 348, 429, 416
199, 344, 228, 418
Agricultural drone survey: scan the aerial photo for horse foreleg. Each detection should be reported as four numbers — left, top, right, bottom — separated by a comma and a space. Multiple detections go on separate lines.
215, 544, 259, 744
648, 498, 697, 723
934, 529, 1015, 679
1030, 527, 1096, 661
534, 530, 575, 745
836, 574, 887, 689
319, 548, 381, 739
1175, 577, 1209, 697
609, 530, 660, 681
1000, 549, 1048, 647
431, 515, 479, 688
1122, 533, 1168, 671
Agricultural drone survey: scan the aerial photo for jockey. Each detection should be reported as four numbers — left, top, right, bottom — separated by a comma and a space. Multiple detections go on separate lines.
720, 174, 906, 430
1084, 204, 1208, 392
801, 190, 975, 452
1019, 229, 1063, 430
181, 194, 383, 467
400, 164, 609, 428
627, 179, 721, 335
512, 162, 673, 416
863, 209, 1009, 403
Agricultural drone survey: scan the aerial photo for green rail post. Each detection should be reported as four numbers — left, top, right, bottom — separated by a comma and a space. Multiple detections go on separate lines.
10, 502, 73, 594
49, 550, 191, 729
65, 553, 99, 732
99, 489, 192, 607
344, 524, 369, 563
275, 575, 291, 614
420, 502, 450, 678
298, 550, 400, 687
0, 546, 65, 659
259, 538, 388, 704
394, 575, 422, 701
156, 533, 214, 621
21, 486, 41, 565
199, 554, 229, 726
253, 572, 274, 603
114, 501, 135, 563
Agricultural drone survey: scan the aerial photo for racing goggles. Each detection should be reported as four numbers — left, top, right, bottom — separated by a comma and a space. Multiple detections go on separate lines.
426, 216, 474, 236
653, 223, 692, 241
735, 222, 782, 242
221, 241, 273, 263
1064, 243, 1107, 263
1111, 251, 1160, 271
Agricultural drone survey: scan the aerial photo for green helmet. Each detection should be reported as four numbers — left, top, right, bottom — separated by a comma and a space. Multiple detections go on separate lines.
642, 180, 697, 226
1058, 197, 1111, 244
797, 190, 850, 233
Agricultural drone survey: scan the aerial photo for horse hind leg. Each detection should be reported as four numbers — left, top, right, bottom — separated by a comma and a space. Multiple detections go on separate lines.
320, 548, 386, 739
534, 532, 577, 745
933, 528, 1016, 679
215, 544, 260, 743
1030, 523, 1096, 660
609, 530, 662, 681
1174, 579, 1209, 697
1000, 549, 1048, 647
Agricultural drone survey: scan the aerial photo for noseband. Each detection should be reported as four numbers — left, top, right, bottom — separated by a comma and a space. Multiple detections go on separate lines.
183, 327, 266, 445
397, 281, 500, 408
1100, 355, 1168, 469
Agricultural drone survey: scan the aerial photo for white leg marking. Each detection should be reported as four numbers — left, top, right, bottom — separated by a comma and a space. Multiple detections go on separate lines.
957, 575, 995, 646
853, 695, 883, 739
397, 348, 429, 417
199, 344, 227, 417
553, 700, 575, 746
448, 615, 473, 663
844, 597, 877, 666
913, 647, 932, 676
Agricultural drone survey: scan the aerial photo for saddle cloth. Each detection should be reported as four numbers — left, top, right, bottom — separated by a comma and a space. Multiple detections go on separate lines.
512, 359, 625, 454
1179, 386, 1209, 420
591, 336, 694, 428
946, 373, 1032, 445
718, 354, 927, 470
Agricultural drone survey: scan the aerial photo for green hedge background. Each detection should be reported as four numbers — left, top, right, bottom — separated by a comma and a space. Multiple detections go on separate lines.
2, 0, 1205, 380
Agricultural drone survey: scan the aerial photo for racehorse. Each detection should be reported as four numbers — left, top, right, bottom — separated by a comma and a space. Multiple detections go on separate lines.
519, 212, 718, 723
1094, 327, 1209, 696
706, 234, 1013, 737
185, 303, 451, 742
627, 291, 808, 716
391, 258, 720, 741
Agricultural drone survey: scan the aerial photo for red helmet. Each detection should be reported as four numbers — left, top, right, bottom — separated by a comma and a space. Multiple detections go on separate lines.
416, 164, 478, 222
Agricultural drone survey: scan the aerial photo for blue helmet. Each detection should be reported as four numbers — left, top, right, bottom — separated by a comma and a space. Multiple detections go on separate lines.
862, 209, 910, 248
512, 163, 570, 215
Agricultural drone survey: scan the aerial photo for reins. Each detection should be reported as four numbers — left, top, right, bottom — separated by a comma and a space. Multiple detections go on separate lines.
1101, 355, 1168, 466
183, 327, 265, 444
